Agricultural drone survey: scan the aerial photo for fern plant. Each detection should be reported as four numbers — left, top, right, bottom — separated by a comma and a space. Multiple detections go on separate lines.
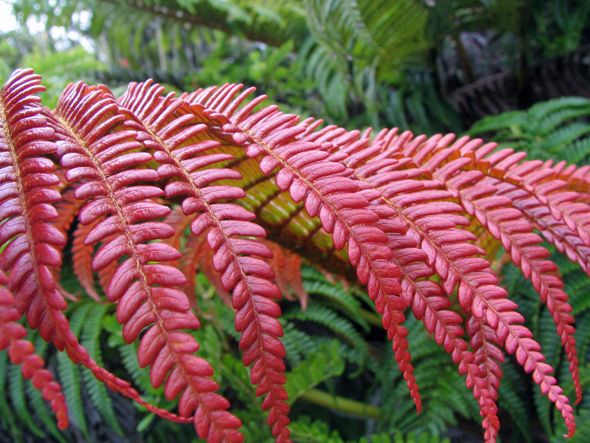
1, 68, 590, 443
470, 97, 590, 165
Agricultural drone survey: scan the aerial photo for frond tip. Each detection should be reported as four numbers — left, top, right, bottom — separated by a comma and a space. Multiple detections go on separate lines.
0, 270, 69, 430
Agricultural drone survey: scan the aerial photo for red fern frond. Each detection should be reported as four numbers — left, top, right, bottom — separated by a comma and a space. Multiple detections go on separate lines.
164, 205, 193, 252
406, 135, 590, 274
467, 316, 503, 443
0, 69, 119, 389
55, 187, 83, 237
293, 122, 576, 437
185, 85, 423, 414
378, 208, 501, 441
365, 135, 577, 435
54, 81, 243, 442
427, 150, 582, 403
2, 71, 587, 443
264, 240, 307, 310
120, 81, 291, 442
0, 69, 69, 345
71, 221, 101, 300
0, 270, 69, 430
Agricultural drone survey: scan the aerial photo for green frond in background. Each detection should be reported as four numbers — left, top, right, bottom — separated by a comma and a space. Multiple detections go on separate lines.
21, 46, 106, 107
469, 97, 590, 164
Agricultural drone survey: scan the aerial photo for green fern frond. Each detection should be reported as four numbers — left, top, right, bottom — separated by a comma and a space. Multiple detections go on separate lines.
355, 431, 450, 443
0, 352, 20, 441
286, 340, 345, 403
302, 266, 369, 330
284, 304, 368, 354
8, 364, 44, 438
80, 304, 124, 436
498, 362, 532, 442
290, 417, 345, 443
470, 96, 590, 163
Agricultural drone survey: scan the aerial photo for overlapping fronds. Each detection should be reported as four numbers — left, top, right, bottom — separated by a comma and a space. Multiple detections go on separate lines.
0, 70, 588, 443
52, 81, 243, 442
119, 80, 291, 441
185, 83, 423, 414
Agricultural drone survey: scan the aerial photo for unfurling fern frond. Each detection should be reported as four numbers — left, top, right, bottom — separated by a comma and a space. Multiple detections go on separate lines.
0, 70, 588, 443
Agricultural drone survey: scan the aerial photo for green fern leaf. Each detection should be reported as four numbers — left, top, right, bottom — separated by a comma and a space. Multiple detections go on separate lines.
81, 304, 124, 435
286, 340, 345, 403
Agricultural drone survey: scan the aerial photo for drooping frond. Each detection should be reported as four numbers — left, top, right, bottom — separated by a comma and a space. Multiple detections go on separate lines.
185, 84, 422, 414
416, 140, 582, 403
289, 120, 578, 438
0, 69, 70, 349
0, 70, 128, 407
119, 80, 291, 442
53, 81, 243, 442
0, 270, 68, 430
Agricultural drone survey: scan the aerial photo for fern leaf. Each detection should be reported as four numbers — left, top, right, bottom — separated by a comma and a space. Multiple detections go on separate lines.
0, 270, 68, 429
70, 221, 101, 300
80, 304, 124, 435
119, 80, 290, 442
0, 351, 20, 439
418, 142, 582, 402
54, 81, 242, 442
57, 302, 93, 436
285, 340, 344, 403
421, 135, 590, 274
185, 84, 422, 415
8, 364, 44, 437
300, 122, 578, 438
0, 69, 70, 351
